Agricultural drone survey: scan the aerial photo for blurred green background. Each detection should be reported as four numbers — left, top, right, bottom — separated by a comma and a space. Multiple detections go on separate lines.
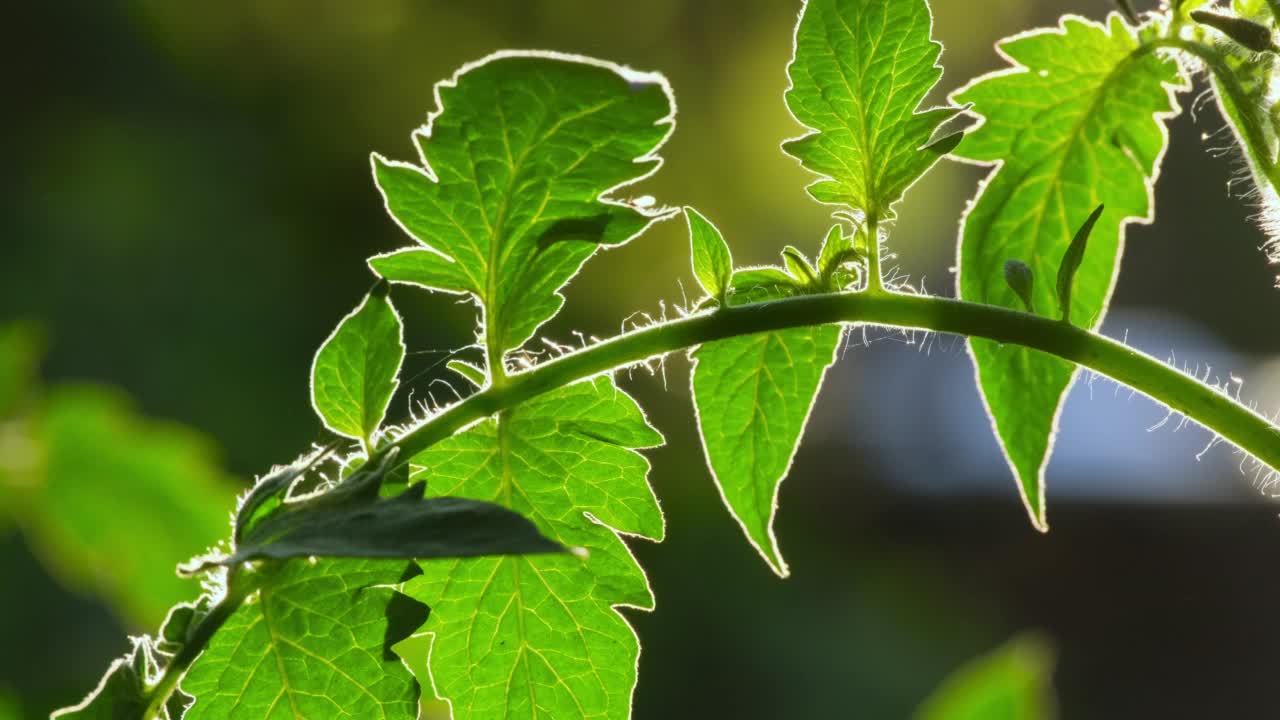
5, 0, 1280, 717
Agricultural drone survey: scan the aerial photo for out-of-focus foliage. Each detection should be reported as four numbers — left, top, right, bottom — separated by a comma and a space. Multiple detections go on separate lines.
0, 323, 239, 628
913, 634, 1056, 720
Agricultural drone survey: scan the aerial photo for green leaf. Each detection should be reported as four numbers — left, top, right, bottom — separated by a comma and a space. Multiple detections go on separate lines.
783, 0, 959, 220
781, 246, 819, 288
447, 359, 486, 389
817, 224, 858, 287
1191, 9, 1277, 51
370, 52, 675, 367
951, 15, 1182, 528
51, 645, 150, 720
19, 386, 238, 627
229, 481, 564, 565
728, 267, 803, 305
311, 280, 405, 444
684, 207, 734, 300
403, 376, 663, 719
182, 559, 427, 719
1208, 8, 1280, 259
1055, 204, 1105, 323
913, 634, 1057, 720
691, 325, 842, 576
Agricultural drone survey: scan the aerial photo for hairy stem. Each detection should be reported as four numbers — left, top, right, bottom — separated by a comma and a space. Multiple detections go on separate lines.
1153, 37, 1280, 192
142, 571, 249, 719
379, 291, 1280, 476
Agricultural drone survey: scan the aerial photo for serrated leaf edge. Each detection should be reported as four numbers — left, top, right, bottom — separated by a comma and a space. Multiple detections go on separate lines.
687, 328, 843, 578
781, 0, 957, 220
948, 12, 1187, 530
413, 379, 666, 719
368, 49, 681, 376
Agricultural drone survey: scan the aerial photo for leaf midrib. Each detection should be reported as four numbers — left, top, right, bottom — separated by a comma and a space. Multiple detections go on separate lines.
973, 37, 1155, 307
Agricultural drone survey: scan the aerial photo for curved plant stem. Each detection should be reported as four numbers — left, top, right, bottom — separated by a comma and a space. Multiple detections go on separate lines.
379, 290, 1280, 475
141, 570, 250, 719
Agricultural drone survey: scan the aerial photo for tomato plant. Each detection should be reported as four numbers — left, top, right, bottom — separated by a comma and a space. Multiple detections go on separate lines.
29, 0, 1280, 717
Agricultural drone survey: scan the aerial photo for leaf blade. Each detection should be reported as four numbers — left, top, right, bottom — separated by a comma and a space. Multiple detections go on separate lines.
691, 325, 842, 576
182, 559, 427, 720
952, 15, 1183, 527
783, 0, 958, 219
372, 52, 675, 362
231, 483, 564, 565
404, 377, 663, 719
684, 207, 734, 300
311, 280, 406, 443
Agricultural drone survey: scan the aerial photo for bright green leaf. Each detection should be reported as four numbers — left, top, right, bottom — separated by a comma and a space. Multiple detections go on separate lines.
182, 559, 427, 720
951, 15, 1183, 528
403, 377, 663, 719
447, 359, 486, 389
311, 280, 405, 443
816, 224, 855, 284
913, 634, 1057, 720
370, 52, 675, 366
729, 267, 803, 305
783, 0, 959, 220
684, 207, 734, 300
781, 246, 819, 288
19, 386, 238, 627
691, 325, 842, 576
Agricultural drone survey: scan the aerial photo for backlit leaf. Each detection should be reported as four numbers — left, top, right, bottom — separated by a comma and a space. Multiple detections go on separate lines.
692, 326, 841, 577
403, 377, 663, 719
684, 207, 733, 301
952, 14, 1183, 528
311, 280, 405, 443
370, 52, 675, 369
182, 559, 427, 720
783, 0, 959, 220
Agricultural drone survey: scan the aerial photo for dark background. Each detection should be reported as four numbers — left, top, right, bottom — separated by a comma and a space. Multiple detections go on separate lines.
5, 1, 1280, 717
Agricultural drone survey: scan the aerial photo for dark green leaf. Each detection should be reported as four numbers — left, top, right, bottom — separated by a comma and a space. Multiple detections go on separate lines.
311, 280, 405, 443
1191, 9, 1277, 52
1055, 204, 1105, 323
952, 15, 1182, 528
230, 481, 564, 565
1003, 260, 1036, 315
51, 643, 151, 720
